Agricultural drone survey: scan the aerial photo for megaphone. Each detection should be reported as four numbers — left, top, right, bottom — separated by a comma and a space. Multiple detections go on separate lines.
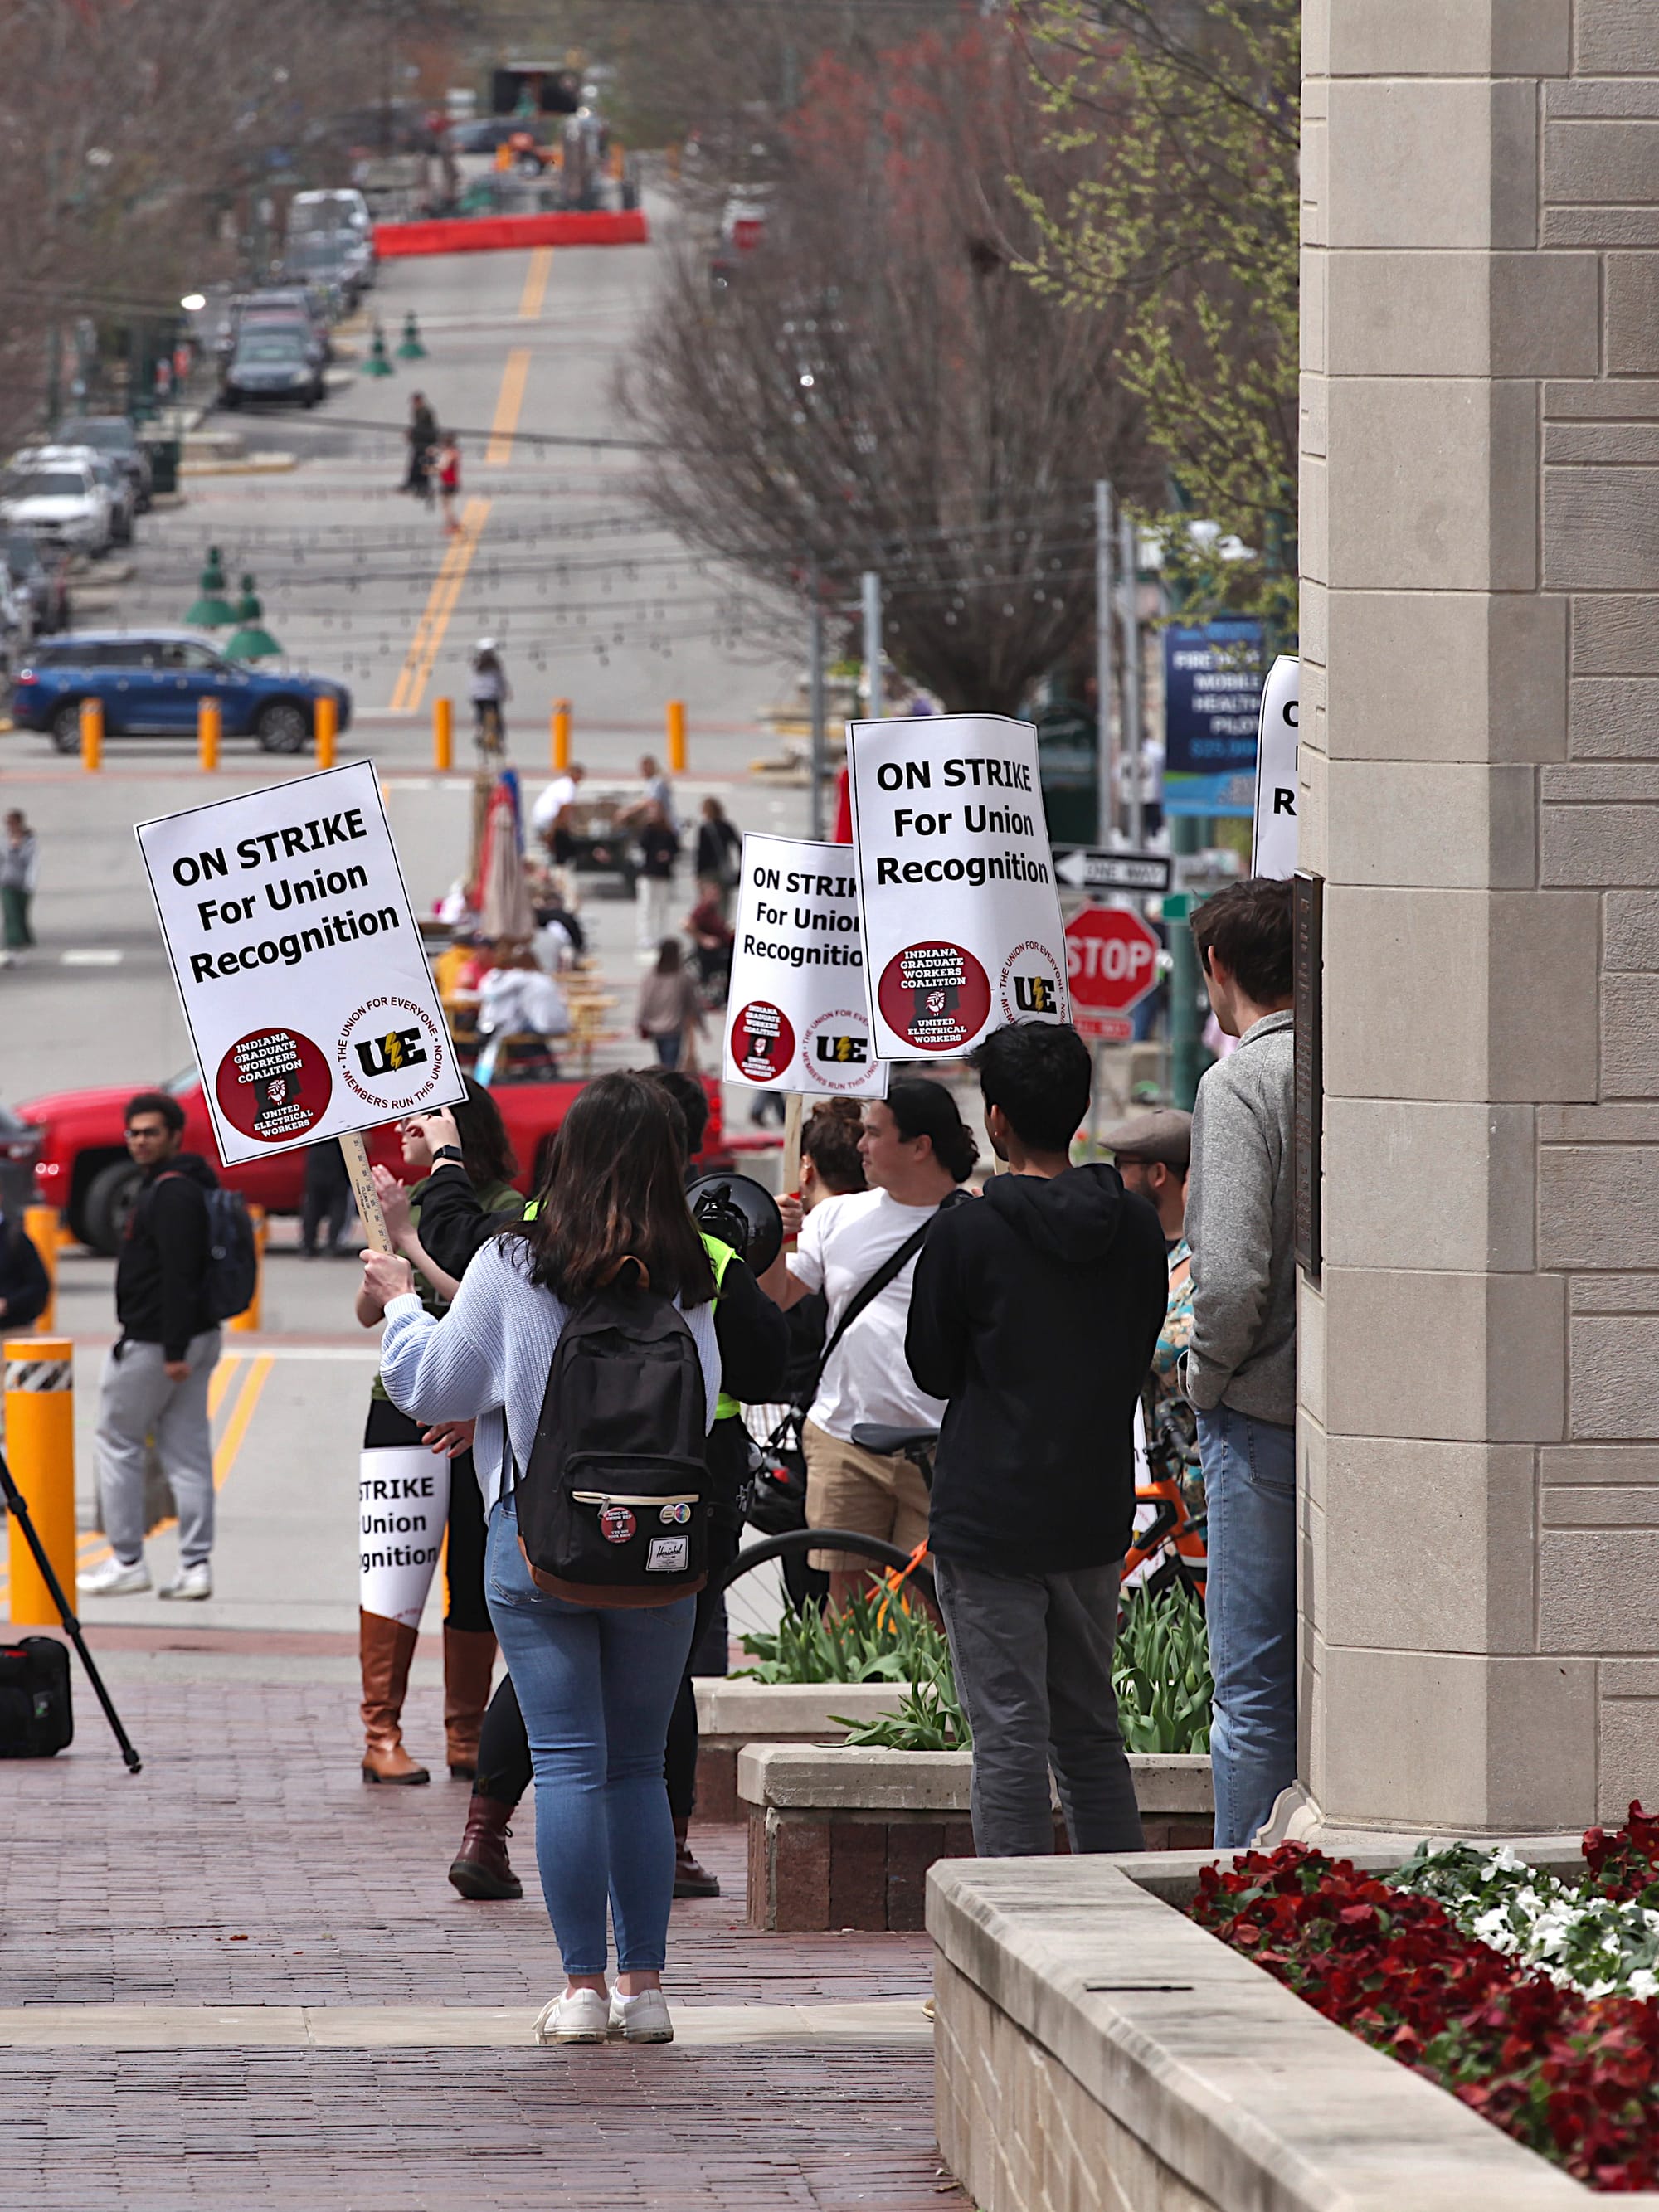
684, 1171, 783, 1277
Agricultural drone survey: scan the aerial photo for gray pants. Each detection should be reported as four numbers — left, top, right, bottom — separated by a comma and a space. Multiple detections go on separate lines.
96, 1331, 221, 1568
932, 1553, 1144, 1859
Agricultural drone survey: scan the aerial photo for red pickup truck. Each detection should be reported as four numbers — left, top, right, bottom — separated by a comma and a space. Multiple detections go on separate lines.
21, 1064, 727, 1254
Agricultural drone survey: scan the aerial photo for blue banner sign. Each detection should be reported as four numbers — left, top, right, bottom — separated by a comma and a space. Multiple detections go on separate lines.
1162, 619, 1266, 817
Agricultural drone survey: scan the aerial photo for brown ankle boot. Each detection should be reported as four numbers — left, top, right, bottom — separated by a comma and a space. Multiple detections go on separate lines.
449, 1793, 523, 1900
359, 1609, 429, 1784
672, 1813, 721, 1898
442, 1626, 497, 1779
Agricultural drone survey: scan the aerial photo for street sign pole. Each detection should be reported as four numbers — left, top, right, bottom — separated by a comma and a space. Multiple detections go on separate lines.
1095, 480, 1116, 848
861, 569, 883, 722
1119, 510, 1143, 849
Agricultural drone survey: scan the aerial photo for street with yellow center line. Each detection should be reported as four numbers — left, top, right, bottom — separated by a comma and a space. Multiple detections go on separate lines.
386, 495, 490, 712
518, 243, 552, 318
484, 344, 532, 464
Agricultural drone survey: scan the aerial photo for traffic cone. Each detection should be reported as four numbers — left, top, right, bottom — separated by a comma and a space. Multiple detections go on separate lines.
186, 545, 237, 628
224, 573, 282, 661
397, 311, 426, 361
362, 323, 395, 377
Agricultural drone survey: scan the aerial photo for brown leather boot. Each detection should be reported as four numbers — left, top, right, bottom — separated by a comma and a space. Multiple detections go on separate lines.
672, 1813, 721, 1898
448, 1793, 523, 1900
359, 1609, 429, 1784
442, 1625, 497, 1779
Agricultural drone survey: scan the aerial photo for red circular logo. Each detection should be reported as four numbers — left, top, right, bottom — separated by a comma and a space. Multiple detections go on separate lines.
729, 999, 795, 1084
877, 941, 991, 1053
214, 1028, 333, 1145
599, 1505, 637, 1544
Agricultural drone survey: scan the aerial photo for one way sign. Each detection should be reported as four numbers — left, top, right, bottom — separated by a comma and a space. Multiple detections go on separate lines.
1054, 848, 1172, 895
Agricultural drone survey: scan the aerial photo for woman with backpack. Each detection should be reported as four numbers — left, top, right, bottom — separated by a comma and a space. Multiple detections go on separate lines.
353, 1079, 524, 1788
367, 1072, 722, 2047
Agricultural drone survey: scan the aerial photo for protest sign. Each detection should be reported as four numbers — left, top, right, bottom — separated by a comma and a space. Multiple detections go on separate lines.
359, 1446, 447, 1628
1163, 619, 1265, 816
847, 712, 1068, 1060
135, 759, 463, 1169
722, 833, 887, 1097
1252, 654, 1299, 878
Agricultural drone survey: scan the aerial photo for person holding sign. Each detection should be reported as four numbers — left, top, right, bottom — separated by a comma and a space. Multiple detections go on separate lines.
761, 1081, 977, 1610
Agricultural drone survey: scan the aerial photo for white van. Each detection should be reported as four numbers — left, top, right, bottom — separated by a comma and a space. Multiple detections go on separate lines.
287, 189, 376, 287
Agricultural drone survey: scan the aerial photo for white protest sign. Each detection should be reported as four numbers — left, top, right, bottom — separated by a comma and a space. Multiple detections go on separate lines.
722, 833, 887, 1097
1252, 654, 1299, 878
135, 759, 463, 1167
360, 1445, 448, 1628
847, 712, 1068, 1059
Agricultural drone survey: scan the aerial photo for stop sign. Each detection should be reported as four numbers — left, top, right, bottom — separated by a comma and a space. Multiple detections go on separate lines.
1065, 905, 1160, 1014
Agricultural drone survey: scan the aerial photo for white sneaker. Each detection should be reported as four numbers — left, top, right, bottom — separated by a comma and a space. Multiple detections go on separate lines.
77, 1556, 150, 1597
533, 1987, 611, 2045
158, 1562, 212, 1602
608, 1986, 674, 2044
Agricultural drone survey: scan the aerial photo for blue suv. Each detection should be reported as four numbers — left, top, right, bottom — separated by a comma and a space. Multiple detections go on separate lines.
12, 630, 352, 754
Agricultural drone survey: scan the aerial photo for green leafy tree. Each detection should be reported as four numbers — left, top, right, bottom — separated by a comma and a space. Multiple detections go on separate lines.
1012, 0, 1300, 634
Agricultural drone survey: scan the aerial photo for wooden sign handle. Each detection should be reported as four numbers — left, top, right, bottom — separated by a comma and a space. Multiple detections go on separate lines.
339, 1130, 393, 1254
781, 1091, 804, 1197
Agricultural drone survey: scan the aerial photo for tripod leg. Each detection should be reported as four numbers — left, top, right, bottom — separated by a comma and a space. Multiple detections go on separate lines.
0, 1446, 141, 1772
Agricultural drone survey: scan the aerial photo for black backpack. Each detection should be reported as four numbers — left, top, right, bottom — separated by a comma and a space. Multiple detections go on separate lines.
515, 1275, 709, 1602
0, 1636, 73, 1757
158, 1174, 258, 1324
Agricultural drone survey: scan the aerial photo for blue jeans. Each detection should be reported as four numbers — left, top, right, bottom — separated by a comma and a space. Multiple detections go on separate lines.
485, 1493, 696, 1975
1197, 1405, 1297, 1850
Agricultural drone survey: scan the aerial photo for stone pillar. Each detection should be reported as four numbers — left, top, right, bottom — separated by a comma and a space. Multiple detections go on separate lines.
1300, 0, 1659, 1835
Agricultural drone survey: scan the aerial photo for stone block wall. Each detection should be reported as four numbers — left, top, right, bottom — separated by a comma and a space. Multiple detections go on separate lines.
1301, 0, 1659, 1830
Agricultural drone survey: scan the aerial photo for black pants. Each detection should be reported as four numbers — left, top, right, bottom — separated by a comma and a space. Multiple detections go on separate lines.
361, 1398, 489, 1631
474, 1419, 747, 1815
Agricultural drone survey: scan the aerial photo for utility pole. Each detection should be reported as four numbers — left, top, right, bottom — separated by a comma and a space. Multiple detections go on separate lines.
808, 562, 827, 841
861, 570, 883, 723
1094, 481, 1117, 848
1118, 510, 1143, 848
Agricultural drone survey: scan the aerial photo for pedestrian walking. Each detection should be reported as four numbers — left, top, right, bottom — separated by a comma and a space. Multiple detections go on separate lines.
353, 1082, 524, 1786
300, 1138, 353, 1257
761, 1081, 977, 1611
635, 937, 703, 1070
0, 1203, 50, 1331
1, 809, 38, 960
79, 1093, 223, 1602
633, 801, 680, 951
1182, 877, 1297, 1850
469, 639, 510, 760
402, 391, 437, 494
637, 751, 677, 829
907, 1023, 1167, 1857
693, 796, 742, 917
369, 1072, 724, 2046
436, 433, 461, 533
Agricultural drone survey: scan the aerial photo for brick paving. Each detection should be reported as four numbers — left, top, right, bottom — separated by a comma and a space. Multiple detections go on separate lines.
0, 1638, 967, 2209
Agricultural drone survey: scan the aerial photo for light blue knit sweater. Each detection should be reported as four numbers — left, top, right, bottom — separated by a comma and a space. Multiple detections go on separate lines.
377, 1233, 720, 1515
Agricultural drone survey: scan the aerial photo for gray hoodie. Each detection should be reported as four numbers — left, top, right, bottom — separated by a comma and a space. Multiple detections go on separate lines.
1183, 1009, 1296, 1427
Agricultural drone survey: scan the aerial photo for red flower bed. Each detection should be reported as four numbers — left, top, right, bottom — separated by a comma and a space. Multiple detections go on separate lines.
1190, 1822, 1659, 2192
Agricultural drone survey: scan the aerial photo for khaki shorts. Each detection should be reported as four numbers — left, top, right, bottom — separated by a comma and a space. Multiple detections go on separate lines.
802, 1419, 931, 1574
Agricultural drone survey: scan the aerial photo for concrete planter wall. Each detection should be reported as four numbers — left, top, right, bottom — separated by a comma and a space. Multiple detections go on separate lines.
739, 1743, 1214, 1932
930, 1845, 1630, 2212
692, 1680, 907, 1821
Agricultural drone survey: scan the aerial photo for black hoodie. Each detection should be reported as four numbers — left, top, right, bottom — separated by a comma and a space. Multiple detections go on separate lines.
116, 1151, 219, 1360
906, 1163, 1168, 1574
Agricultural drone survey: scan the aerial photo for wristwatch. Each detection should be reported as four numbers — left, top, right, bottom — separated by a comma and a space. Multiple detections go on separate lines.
431, 1145, 465, 1167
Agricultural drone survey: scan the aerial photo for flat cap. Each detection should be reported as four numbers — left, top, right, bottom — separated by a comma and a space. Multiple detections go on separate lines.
1099, 1106, 1192, 1169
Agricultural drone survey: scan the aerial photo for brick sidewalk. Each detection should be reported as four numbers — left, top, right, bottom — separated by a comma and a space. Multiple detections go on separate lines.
0, 1638, 967, 2210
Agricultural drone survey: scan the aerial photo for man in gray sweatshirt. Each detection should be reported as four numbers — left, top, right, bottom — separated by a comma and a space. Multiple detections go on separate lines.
1183, 878, 1297, 1849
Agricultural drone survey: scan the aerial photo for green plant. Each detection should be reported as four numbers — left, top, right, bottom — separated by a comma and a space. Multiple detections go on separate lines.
1112, 1582, 1212, 1755
735, 1581, 949, 1686
835, 1646, 971, 1752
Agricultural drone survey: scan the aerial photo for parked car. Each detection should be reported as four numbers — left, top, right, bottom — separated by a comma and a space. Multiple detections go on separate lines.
221, 328, 326, 408
4, 532, 71, 633
18, 1067, 727, 1254
0, 571, 34, 673
0, 1101, 43, 1224
56, 416, 153, 512
10, 630, 351, 754
0, 450, 111, 556
278, 233, 362, 316
288, 186, 376, 279
75, 449, 135, 547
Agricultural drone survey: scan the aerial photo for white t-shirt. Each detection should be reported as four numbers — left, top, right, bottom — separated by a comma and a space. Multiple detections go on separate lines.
532, 775, 577, 834
791, 1188, 947, 1441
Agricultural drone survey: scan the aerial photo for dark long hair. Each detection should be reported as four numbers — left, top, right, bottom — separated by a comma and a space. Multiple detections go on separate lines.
888, 1077, 979, 1183
524, 1071, 716, 1305
452, 1074, 518, 1191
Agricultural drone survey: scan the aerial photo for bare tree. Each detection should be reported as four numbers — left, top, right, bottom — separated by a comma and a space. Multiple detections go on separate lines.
626, 20, 1155, 712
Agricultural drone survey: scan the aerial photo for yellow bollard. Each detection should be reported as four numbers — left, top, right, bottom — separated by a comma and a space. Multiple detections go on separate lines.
22, 1207, 59, 1334
4, 1336, 75, 1627
552, 698, 572, 771
433, 697, 454, 773
226, 1205, 265, 1334
197, 694, 221, 772
315, 694, 338, 771
666, 698, 687, 774
80, 697, 103, 771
